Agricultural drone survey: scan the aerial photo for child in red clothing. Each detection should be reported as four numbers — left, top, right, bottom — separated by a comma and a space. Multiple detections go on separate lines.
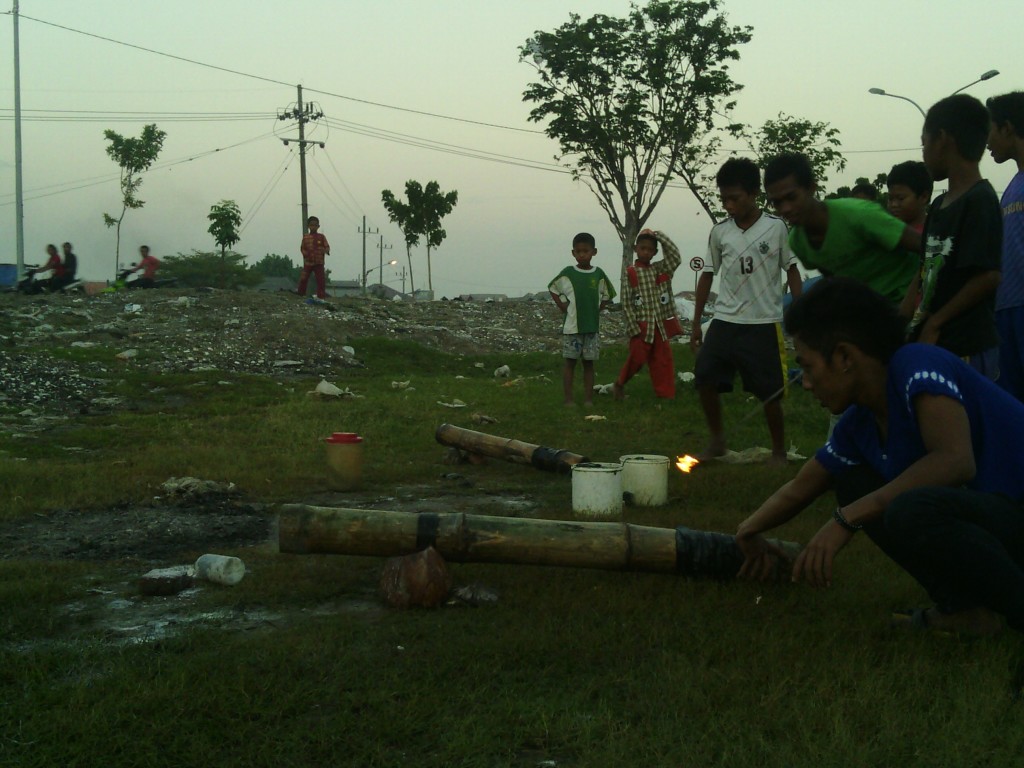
128, 245, 161, 288
297, 216, 331, 299
614, 229, 683, 400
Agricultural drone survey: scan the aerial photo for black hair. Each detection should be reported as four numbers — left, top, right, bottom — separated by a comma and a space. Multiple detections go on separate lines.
62, 241, 73, 249
987, 91, 1024, 138
572, 232, 596, 248
886, 161, 933, 198
716, 157, 761, 194
763, 152, 815, 190
635, 232, 658, 248
46, 243, 57, 252
307, 216, 320, 224
850, 183, 878, 201
923, 94, 990, 162
784, 277, 905, 364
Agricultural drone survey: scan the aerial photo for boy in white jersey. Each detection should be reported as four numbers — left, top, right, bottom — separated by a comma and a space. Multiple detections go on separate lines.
691, 158, 803, 463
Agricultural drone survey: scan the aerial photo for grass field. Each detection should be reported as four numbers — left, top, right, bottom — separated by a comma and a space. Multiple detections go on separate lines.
2, 335, 1023, 767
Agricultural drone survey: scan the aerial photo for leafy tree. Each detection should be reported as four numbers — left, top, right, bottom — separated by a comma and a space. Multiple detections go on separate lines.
745, 113, 846, 189
249, 253, 301, 280
159, 250, 262, 290
420, 181, 458, 293
521, 0, 751, 269
102, 124, 167, 278
827, 173, 889, 204
207, 200, 243, 288
382, 183, 422, 295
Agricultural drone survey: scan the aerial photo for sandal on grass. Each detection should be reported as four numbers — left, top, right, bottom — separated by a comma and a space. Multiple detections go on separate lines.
890, 607, 1001, 637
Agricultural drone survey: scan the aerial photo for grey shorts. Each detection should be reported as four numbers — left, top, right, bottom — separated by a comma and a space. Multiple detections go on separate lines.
562, 332, 600, 361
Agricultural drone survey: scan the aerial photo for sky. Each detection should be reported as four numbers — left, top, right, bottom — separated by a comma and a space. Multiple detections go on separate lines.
0, 0, 1019, 298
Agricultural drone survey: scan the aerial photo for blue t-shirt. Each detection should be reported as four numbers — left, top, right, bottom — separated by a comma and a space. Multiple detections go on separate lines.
997, 171, 1024, 311
816, 343, 1024, 499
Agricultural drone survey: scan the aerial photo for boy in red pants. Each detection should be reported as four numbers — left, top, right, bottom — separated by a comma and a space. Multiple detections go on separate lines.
614, 229, 683, 399
296, 216, 331, 299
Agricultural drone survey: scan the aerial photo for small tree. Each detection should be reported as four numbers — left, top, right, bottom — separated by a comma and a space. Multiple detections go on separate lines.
249, 253, 301, 281
382, 183, 422, 295
160, 250, 261, 289
207, 200, 242, 288
103, 124, 166, 278
420, 181, 458, 293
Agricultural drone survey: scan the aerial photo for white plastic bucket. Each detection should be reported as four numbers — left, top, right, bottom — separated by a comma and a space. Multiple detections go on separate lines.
619, 454, 670, 507
571, 462, 623, 519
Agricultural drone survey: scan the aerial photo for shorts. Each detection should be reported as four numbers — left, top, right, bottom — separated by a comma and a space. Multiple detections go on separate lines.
562, 332, 600, 361
693, 320, 786, 401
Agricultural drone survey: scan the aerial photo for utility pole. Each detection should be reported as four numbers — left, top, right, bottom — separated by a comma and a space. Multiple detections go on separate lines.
377, 235, 393, 287
13, 0, 25, 279
400, 266, 407, 294
277, 85, 324, 234
358, 216, 378, 294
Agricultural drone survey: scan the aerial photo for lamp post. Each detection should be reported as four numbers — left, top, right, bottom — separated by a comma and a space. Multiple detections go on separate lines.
868, 69, 1000, 116
364, 259, 397, 287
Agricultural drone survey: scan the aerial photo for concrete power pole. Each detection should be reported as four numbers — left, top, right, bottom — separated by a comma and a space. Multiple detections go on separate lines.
278, 85, 324, 235
377, 235, 393, 287
358, 216, 378, 294
13, 0, 25, 279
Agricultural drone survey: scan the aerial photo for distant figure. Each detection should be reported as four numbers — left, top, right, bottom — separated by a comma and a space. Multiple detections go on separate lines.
885, 161, 932, 233
691, 158, 803, 463
737, 277, 1024, 637
987, 91, 1024, 400
296, 215, 330, 300
548, 232, 617, 407
763, 152, 921, 307
128, 245, 161, 288
849, 182, 878, 202
906, 94, 1002, 380
25, 244, 66, 293
613, 229, 683, 400
59, 242, 79, 288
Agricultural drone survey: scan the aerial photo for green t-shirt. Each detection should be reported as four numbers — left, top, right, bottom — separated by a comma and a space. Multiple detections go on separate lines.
548, 265, 616, 335
788, 198, 918, 303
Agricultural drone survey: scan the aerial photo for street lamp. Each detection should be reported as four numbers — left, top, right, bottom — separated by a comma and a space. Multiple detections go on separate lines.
364, 259, 397, 285
868, 69, 1000, 116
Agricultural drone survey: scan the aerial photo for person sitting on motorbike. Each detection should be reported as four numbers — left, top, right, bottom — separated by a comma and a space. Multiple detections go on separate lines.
22, 244, 65, 293
127, 245, 160, 288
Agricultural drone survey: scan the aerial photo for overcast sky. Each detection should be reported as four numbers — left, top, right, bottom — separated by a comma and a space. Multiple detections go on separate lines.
0, 0, 1018, 297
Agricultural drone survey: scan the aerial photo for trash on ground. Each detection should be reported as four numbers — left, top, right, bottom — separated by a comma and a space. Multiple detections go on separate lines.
584, 414, 607, 421
115, 348, 138, 360
437, 398, 467, 408
678, 371, 696, 382
471, 413, 498, 424
711, 446, 806, 464
159, 476, 238, 500
342, 345, 355, 356
123, 303, 143, 314
593, 383, 615, 395
391, 380, 412, 390
194, 554, 245, 586
138, 565, 195, 596
494, 364, 511, 378
448, 583, 499, 606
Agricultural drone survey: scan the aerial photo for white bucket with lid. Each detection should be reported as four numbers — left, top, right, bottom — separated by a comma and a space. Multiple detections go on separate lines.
619, 454, 670, 507
571, 462, 623, 519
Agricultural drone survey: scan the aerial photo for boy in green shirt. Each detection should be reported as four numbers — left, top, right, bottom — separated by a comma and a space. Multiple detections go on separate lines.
763, 152, 921, 307
549, 233, 617, 406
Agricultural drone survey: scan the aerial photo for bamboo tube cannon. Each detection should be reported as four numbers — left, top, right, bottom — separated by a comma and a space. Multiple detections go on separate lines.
435, 423, 588, 474
277, 505, 801, 579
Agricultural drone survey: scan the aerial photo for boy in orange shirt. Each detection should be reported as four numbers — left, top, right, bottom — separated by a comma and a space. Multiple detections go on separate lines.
297, 216, 331, 299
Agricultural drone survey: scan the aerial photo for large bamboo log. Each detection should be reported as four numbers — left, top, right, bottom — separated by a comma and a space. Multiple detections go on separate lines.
435, 423, 588, 474
277, 505, 800, 580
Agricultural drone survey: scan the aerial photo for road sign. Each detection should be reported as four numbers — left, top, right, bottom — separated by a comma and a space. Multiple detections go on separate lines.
689, 256, 704, 272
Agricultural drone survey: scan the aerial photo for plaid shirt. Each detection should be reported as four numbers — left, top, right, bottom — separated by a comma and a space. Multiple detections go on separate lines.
301, 232, 330, 266
622, 231, 682, 342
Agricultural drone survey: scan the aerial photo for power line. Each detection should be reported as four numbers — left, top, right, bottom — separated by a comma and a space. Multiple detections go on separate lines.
8, 10, 541, 135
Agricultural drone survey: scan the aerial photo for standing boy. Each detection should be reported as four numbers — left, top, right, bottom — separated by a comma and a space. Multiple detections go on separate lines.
907, 94, 1002, 378
613, 229, 683, 400
763, 152, 921, 306
297, 216, 331, 300
886, 161, 932, 233
987, 91, 1024, 399
691, 158, 802, 463
549, 233, 616, 407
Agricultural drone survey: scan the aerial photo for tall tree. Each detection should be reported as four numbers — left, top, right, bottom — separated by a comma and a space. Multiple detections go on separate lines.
208, 199, 243, 288
102, 124, 166, 279
382, 183, 422, 295
521, 0, 751, 270
420, 181, 458, 293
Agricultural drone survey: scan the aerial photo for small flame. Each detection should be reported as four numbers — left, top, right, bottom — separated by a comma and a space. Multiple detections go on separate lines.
675, 454, 699, 473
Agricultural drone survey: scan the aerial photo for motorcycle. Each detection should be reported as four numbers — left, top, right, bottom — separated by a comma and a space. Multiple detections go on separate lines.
103, 266, 177, 292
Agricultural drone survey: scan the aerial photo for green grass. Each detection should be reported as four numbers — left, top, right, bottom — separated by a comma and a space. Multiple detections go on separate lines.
2, 337, 1024, 767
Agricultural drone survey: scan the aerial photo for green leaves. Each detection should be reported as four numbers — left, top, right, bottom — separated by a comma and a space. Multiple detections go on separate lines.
207, 200, 243, 256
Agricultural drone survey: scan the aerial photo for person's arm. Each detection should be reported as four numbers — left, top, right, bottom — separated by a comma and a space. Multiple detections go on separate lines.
549, 290, 568, 314
651, 230, 683, 273
792, 392, 976, 588
897, 224, 923, 254
735, 458, 834, 580
690, 272, 714, 352
322, 235, 331, 256
917, 270, 1001, 345
784, 264, 802, 302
